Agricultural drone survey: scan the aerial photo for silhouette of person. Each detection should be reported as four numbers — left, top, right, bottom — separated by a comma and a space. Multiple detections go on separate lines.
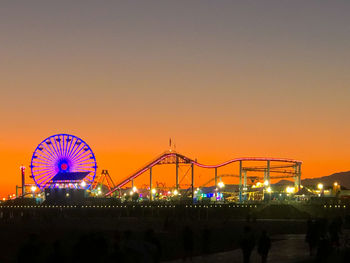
182, 225, 194, 261
305, 219, 318, 256
144, 228, 162, 263
257, 230, 271, 263
315, 234, 332, 263
329, 217, 342, 250
239, 226, 255, 263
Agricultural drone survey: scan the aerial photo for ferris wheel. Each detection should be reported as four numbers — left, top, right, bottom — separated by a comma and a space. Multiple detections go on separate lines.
30, 134, 97, 189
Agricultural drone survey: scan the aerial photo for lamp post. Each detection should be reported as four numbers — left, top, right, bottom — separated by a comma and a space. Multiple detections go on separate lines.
317, 183, 324, 196
151, 188, 156, 200
217, 181, 225, 201
31, 186, 36, 198
20, 165, 25, 197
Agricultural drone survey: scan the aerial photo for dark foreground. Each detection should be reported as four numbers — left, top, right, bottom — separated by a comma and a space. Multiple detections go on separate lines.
0, 203, 349, 262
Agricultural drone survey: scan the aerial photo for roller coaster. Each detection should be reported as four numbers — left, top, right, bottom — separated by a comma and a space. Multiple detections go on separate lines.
106, 150, 302, 201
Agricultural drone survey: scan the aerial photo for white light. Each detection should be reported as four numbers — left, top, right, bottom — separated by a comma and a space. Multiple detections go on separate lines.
286, 187, 295, 194
218, 181, 225, 188
264, 180, 269, 186
253, 182, 263, 188
130, 191, 133, 195
173, 189, 179, 195
266, 187, 272, 193
31, 186, 37, 192
80, 181, 86, 187
132, 186, 137, 192
151, 188, 156, 194
317, 183, 323, 190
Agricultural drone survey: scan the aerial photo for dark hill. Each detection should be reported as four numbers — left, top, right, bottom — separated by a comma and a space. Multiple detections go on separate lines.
301, 171, 350, 189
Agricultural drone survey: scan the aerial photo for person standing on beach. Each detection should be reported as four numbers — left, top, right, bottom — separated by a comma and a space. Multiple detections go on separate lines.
239, 226, 255, 263
257, 230, 271, 263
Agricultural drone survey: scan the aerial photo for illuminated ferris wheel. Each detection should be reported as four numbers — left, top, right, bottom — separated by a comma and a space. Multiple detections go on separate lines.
30, 134, 97, 189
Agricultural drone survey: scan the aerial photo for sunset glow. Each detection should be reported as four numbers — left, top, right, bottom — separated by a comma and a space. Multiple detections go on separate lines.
1, 1, 350, 196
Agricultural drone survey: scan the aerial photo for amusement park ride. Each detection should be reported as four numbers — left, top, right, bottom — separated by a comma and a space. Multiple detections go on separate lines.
91, 170, 116, 193
17, 133, 302, 202
105, 151, 302, 201
30, 134, 97, 190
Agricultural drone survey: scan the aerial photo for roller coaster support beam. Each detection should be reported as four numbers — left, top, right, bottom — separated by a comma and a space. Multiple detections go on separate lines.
150, 167, 153, 201
176, 156, 179, 189
294, 163, 302, 191
243, 170, 247, 201
298, 163, 302, 190
191, 163, 194, 203
215, 168, 218, 187
294, 165, 297, 190
267, 160, 270, 186
239, 160, 242, 202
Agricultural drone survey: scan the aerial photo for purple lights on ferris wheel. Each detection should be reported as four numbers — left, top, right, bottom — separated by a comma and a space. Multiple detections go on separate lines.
30, 134, 97, 189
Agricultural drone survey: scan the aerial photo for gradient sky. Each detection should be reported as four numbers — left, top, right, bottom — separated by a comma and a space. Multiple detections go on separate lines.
1, 1, 350, 196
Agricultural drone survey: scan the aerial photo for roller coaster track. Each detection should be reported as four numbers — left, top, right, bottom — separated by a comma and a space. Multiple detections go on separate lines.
106, 151, 302, 196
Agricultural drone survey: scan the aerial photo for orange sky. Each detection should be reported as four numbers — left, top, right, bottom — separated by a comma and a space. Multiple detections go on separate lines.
0, 1, 350, 196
